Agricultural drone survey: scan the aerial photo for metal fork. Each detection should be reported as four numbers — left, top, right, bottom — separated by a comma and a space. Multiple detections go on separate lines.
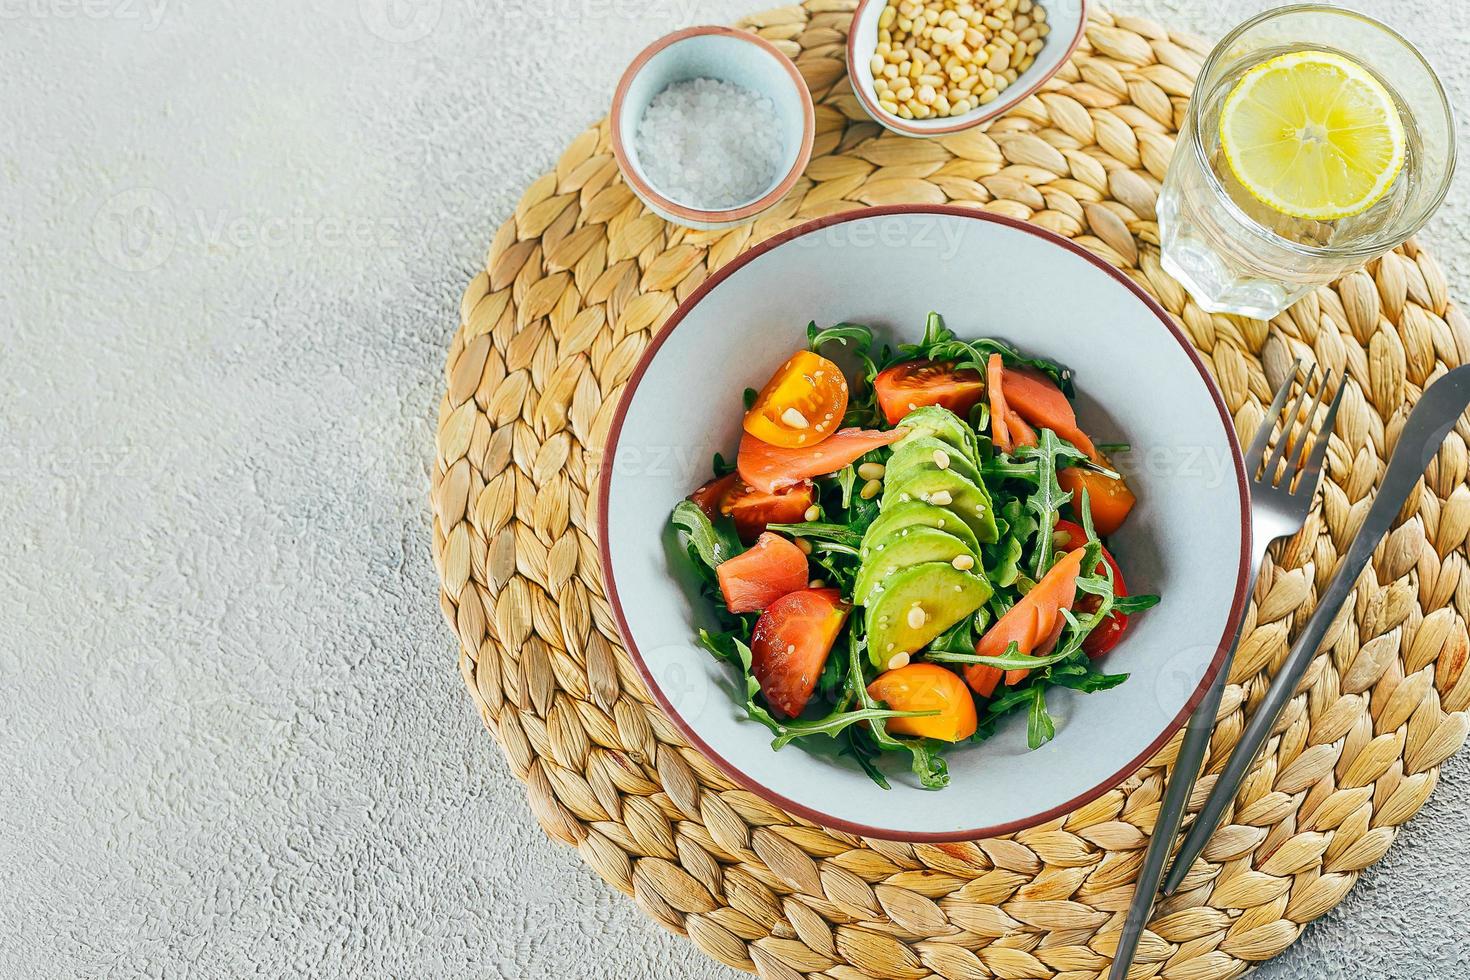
1109, 361, 1344, 979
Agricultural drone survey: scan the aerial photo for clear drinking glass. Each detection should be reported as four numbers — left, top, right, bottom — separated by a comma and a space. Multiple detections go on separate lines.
1158, 5, 1455, 319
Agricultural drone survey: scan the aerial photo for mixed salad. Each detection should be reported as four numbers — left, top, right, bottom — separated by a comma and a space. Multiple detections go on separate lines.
670, 314, 1159, 789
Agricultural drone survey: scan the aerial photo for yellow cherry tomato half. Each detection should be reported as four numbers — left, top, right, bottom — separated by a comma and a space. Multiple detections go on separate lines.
867, 663, 978, 742
742, 350, 849, 449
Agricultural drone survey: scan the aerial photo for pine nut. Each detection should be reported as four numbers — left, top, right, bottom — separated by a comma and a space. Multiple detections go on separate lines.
808, 578, 825, 589
795, 537, 813, 555
906, 604, 927, 629
952, 554, 976, 571
860, 478, 883, 500
933, 449, 950, 469
803, 505, 821, 522
857, 462, 887, 480
781, 407, 809, 429
929, 490, 953, 506
867, 0, 1047, 119
886, 651, 911, 670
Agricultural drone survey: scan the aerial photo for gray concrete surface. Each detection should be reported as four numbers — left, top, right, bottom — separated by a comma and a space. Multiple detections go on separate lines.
2, 1, 1467, 978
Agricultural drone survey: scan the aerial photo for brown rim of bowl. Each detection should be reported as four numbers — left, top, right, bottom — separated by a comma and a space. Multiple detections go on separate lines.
596, 204, 1253, 843
610, 25, 817, 225
845, 0, 1090, 136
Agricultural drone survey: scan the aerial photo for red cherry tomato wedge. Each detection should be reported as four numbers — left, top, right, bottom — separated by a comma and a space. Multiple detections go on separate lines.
737, 427, 906, 494
716, 531, 809, 614
1058, 460, 1136, 537
965, 547, 1087, 697
867, 663, 978, 742
1052, 519, 1130, 657
743, 350, 850, 448
689, 473, 817, 543
750, 588, 850, 718
872, 359, 987, 426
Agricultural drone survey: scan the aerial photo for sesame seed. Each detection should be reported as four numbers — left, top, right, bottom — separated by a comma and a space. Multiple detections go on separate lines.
808, 578, 825, 589
786, 644, 796, 655
906, 605, 927, 629
930, 490, 953, 506
952, 554, 975, 571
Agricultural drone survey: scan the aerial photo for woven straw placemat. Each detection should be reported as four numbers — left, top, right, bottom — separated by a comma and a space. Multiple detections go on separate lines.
431, 4, 1470, 977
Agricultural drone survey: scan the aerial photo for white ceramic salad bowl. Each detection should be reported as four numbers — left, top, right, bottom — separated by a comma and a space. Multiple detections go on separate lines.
598, 206, 1251, 841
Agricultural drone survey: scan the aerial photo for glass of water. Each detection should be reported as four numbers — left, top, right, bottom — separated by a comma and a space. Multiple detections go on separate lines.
1158, 4, 1455, 319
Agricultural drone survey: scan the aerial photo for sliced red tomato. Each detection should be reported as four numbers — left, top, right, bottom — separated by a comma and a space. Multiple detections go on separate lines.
1053, 519, 1130, 656
867, 663, 978, 742
689, 473, 817, 543
1001, 366, 1098, 459
1057, 459, 1136, 536
738, 427, 906, 494
743, 350, 850, 448
689, 473, 738, 517
873, 359, 987, 426
750, 588, 850, 718
716, 532, 810, 614
965, 547, 1087, 697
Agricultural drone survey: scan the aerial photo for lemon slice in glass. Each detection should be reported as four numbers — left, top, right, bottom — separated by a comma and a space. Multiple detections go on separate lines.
1219, 50, 1406, 221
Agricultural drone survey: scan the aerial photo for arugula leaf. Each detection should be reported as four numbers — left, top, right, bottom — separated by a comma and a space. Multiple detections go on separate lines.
943, 640, 1085, 672
743, 387, 758, 410
1111, 594, 1162, 615
983, 497, 1034, 589
770, 705, 936, 750
1027, 685, 1056, 748
842, 728, 891, 790
808, 321, 874, 358
927, 614, 978, 657
1013, 429, 1087, 579
1048, 662, 1130, 693
768, 522, 863, 549
671, 500, 742, 570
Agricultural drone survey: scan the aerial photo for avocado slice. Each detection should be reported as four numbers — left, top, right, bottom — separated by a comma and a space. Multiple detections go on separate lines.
864, 561, 993, 666
886, 435, 985, 490
853, 526, 978, 606
882, 466, 1000, 544
893, 406, 981, 464
861, 500, 982, 560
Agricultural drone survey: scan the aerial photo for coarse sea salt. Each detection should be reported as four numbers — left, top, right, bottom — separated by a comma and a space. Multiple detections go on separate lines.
634, 77, 784, 210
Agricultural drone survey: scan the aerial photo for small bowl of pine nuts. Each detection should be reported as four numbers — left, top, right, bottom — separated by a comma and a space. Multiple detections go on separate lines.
847, 0, 1087, 136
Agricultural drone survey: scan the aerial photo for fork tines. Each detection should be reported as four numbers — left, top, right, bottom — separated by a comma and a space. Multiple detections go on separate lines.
1255, 361, 1346, 494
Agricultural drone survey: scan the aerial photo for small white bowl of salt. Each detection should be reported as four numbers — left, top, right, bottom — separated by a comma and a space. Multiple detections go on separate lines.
611, 26, 815, 230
